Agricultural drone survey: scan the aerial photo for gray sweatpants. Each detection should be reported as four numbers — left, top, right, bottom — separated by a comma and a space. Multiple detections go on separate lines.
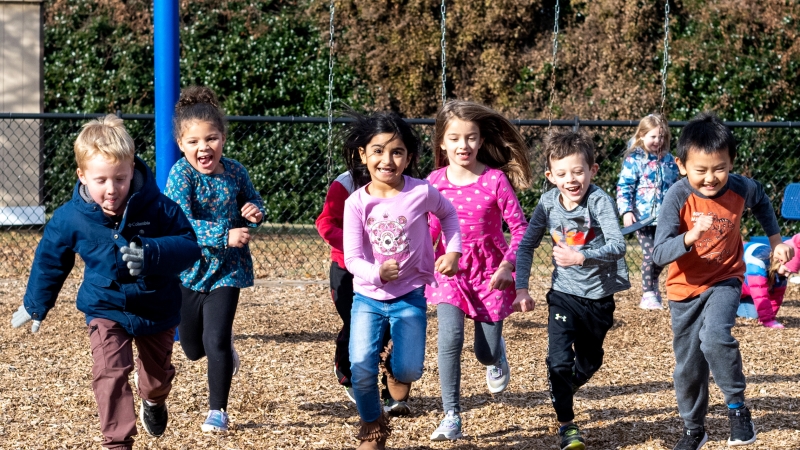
437, 303, 504, 413
670, 278, 746, 429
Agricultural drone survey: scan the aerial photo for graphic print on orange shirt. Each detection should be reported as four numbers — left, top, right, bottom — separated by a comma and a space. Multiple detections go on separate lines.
690, 211, 735, 264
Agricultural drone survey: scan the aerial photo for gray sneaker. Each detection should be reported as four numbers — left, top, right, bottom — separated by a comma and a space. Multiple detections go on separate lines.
430, 410, 462, 441
486, 338, 510, 393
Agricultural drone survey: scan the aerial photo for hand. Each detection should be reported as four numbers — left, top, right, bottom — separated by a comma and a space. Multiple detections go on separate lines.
684, 213, 714, 247
379, 259, 399, 282
228, 227, 251, 248
512, 290, 535, 313
435, 252, 461, 277
488, 261, 514, 291
11, 305, 41, 333
773, 242, 794, 265
241, 202, 263, 224
120, 242, 144, 276
623, 212, 636, 228
552, 241, 586, 267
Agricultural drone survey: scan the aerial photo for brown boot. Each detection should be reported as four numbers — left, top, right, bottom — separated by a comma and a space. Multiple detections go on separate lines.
356, 413, 391, 450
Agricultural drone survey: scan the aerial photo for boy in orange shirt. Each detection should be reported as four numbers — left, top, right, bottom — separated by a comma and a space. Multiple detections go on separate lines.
653, 112, 793, 450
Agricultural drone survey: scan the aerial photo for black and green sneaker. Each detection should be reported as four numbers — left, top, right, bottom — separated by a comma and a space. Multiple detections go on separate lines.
559, 424, 586, 450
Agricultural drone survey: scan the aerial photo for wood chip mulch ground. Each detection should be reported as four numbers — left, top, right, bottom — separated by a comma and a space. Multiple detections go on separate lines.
2, 278, 800, 449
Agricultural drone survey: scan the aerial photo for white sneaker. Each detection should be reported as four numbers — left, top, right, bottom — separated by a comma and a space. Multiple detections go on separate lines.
430, 410, 462, 441
486, 338, 510, 394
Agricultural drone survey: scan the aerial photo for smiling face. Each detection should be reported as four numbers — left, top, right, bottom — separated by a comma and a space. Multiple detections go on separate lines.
178, 120, 226, 175
642, 126, 665, 154
359, 133, 410, 196
441, 118, 484, 172
77, 154, 134, 216
546, 153, 598, 210
676, 147, 733, 197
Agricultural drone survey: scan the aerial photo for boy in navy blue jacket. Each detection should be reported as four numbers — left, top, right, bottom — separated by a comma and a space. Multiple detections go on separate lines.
10, 115, 201, 450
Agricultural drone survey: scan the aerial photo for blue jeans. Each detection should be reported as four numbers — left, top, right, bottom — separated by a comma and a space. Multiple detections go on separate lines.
350, 287, 427, 422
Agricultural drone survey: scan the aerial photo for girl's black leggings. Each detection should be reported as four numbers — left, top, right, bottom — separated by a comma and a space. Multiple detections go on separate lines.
178, 285, 240, 411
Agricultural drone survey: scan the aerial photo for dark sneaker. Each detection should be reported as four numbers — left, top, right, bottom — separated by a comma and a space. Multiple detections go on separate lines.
673, 427, 707, 450
559, 424, 586, 450
383, 398, 411, 416
728, 406, 757, 446
139, 400, 168, 437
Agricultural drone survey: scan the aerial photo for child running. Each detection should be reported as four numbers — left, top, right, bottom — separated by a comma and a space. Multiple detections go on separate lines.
616, 113, 680, 309
11, 115, 200, 449
316, 161, 413, 415
164, 86, 265, 433
737, 236, 800, 328
342, 111, 462, 449
514, 129, 630, 450
426, 100, 532, 441
652, 112, 794, 450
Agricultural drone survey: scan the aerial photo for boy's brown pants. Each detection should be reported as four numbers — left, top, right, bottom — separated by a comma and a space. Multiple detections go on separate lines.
88, 318, 176, 449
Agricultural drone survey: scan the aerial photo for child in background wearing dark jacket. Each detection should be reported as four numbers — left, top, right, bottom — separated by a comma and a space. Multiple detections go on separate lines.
11, 114, 201, 450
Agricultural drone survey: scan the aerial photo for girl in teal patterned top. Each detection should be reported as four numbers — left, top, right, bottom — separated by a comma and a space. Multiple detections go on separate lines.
164, 86, 265, 433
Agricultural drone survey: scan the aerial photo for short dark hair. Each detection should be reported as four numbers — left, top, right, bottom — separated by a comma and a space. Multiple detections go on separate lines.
544, 128, 595, 169
676, 111, 736, 162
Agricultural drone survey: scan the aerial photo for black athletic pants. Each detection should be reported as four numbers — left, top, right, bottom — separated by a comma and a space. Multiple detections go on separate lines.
546, 289, 615, 423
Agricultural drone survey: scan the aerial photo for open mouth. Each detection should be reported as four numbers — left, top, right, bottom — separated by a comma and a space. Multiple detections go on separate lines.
455, 151, 471, 160
565, 185, 581, 194
196, 154, 217, 170
377, 167, 395, 174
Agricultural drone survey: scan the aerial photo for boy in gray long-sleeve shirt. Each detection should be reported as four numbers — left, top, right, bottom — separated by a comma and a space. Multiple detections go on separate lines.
652, 112, 794, 450
514, 129, 629, 450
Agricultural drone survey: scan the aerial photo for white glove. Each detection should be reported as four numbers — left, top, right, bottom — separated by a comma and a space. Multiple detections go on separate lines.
121, 241, 144, 276
11, 305, 41, 333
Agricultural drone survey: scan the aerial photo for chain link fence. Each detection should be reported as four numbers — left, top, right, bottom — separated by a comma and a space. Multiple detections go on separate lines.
2, 114, 799, 284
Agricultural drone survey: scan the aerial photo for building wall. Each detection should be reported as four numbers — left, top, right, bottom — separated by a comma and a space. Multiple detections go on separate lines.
0, 0, 44, 225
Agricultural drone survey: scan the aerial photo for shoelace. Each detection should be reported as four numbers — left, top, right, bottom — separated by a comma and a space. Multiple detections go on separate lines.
489, 360, 505, 379
440, 415, 460, 429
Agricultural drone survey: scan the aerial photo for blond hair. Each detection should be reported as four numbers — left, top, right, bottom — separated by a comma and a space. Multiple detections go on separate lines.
433, 100, 533, 191
73, 114, 135, 169
627, 113, 671, 157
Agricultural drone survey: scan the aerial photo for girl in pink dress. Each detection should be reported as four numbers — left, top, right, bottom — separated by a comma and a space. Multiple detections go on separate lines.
427, 100, 533, 441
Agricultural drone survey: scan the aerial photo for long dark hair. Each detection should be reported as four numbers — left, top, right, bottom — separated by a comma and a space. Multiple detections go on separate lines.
433, 100, 533, 191
340, 110, 421, 188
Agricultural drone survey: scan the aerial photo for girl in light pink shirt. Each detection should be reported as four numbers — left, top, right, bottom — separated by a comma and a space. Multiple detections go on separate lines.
341, 111, 462, 450
427, 101, 533, 442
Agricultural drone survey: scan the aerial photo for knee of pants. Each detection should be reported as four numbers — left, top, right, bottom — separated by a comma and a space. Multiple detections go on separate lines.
203, 333, 231, 355
546, 355, 574, 378
388, 364, 423, 384
350, 359, 380, 387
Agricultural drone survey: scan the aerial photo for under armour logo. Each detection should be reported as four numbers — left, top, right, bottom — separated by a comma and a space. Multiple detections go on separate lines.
554, 313, 567, 322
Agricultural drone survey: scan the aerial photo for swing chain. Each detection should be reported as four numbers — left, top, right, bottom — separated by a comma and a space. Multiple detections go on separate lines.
660, 0, 670, 112
440, 0, 447, 106
547, 0, 560, 129
326, 0, 335, 184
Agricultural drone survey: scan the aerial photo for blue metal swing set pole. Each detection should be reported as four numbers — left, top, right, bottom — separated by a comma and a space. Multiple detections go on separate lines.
153, 0, 180, 191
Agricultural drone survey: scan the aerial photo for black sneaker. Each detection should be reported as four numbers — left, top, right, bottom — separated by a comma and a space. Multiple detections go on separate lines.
728, 405, 757, 446
559, 424, 586, 450
673, 426, 707, 450
139, 400, 168, 437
